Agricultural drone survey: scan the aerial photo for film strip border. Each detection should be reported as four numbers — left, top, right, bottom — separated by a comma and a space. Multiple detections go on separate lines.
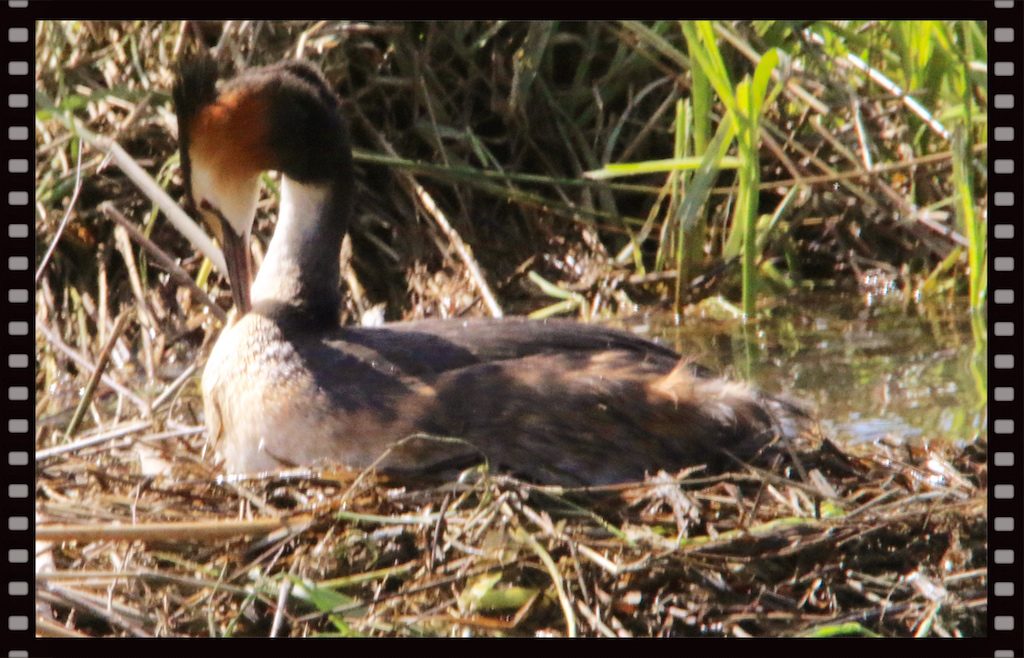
4, 1, 32, 655
991, 2, 1024, 657
1, 3, 1022, 657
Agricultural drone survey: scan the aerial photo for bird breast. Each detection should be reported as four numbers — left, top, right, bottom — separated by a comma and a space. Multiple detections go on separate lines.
204, 314, 367, 472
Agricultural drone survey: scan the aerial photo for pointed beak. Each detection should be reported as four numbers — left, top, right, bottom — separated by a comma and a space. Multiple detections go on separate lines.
217, 214, 252, 315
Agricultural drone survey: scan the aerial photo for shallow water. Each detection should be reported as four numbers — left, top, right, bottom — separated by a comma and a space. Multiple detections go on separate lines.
623, 292, 987, 448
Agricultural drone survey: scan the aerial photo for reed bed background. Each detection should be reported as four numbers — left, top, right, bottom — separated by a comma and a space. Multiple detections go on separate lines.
34, 20, 988, 638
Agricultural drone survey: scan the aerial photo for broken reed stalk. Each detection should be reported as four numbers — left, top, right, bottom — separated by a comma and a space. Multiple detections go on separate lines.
102, 203, 228, 322
37, 101, 228, 273
64, 311, 132, 437
35, 137, 85, 286
36, 516, 310, 543
37, 420, 152, 461
113, 226, 156, 381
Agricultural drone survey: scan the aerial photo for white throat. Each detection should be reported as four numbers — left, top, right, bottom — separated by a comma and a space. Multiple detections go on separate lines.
250, 176, 333, 307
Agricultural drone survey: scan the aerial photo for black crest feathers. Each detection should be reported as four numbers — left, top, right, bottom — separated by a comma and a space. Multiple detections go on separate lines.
172, 53, 220, 205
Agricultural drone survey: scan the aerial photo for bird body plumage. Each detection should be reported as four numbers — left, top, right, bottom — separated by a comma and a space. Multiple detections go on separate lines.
174, 54, 799, 486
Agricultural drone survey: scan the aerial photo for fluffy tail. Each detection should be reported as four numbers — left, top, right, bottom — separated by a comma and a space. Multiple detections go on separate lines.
647, 359, 808, 467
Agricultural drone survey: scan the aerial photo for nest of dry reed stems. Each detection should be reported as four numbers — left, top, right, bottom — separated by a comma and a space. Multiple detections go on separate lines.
36, 424, 986, 638
33, 20, 988, 639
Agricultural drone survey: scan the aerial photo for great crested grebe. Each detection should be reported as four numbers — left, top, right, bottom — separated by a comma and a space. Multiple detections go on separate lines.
173, 55, 796, 486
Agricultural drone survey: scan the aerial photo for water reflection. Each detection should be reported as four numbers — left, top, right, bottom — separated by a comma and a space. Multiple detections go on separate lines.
622, 293, 987, 448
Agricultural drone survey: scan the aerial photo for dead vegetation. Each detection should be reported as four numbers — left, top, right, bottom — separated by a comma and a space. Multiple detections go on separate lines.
34, 20, 987, 638
36, 431, 985, 638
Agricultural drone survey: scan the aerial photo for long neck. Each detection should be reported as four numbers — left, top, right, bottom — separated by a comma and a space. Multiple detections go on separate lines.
250, 174, 350, 324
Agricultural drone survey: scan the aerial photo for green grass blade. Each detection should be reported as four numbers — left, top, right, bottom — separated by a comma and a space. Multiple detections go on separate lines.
583, 155, 741, 180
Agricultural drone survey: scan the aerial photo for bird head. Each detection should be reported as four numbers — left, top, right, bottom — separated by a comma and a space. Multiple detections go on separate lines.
172, 54, 351, 314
